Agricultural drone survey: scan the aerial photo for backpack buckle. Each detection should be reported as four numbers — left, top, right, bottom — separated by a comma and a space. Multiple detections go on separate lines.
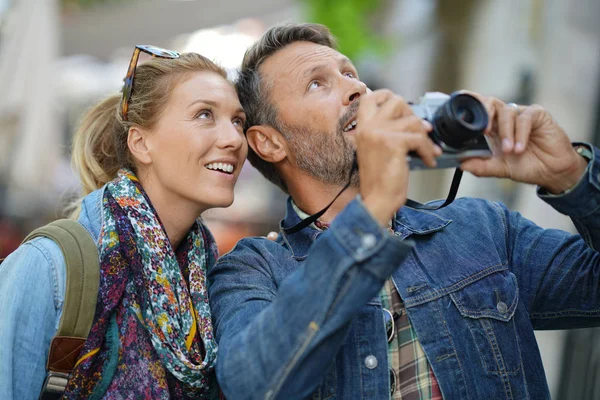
39, 371, 69, 400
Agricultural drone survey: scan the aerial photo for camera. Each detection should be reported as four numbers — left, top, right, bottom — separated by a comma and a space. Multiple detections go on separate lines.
408, 91, 491, 170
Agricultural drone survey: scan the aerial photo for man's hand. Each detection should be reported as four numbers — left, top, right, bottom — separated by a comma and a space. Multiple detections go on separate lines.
460, 93, 588, 194
354, 89, 442, 226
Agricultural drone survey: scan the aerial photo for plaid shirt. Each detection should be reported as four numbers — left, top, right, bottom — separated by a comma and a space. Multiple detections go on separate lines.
295, 201, 442, 399
380, 279, 443, 399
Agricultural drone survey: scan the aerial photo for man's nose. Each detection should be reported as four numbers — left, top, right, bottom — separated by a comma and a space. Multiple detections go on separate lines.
343, 79, 367, 106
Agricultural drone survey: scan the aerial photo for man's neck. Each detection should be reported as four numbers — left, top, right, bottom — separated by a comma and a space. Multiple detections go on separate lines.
286, 173, 359, 225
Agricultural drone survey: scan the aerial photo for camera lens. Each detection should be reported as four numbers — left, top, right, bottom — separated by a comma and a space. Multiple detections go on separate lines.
431, 92, 489, 149
455, 107, 474, 124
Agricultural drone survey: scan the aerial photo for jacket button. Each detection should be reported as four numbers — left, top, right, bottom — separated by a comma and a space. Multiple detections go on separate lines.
497, 301, 508, 314
361, 233, 377, 249
365, 355, 378, 369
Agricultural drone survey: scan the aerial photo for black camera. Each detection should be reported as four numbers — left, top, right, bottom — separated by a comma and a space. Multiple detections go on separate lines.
408, 91, 491, 169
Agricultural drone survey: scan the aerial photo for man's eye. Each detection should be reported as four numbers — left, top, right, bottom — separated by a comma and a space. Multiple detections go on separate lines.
308, 80, 322, 90
197, 110, 212, 119
233, 118, 245, 126
344, 72, 356, 79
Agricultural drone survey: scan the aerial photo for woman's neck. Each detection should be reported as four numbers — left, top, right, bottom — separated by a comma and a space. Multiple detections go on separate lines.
138, 174, 203, 250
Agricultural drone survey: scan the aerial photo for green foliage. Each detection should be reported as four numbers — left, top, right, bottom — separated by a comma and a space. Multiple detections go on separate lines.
302, 0, 389, 61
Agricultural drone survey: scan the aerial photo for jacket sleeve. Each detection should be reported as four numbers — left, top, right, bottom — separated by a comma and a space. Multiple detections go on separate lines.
0, 238, 64, 400
208, 198, 413, 400
505, 143, 600, 329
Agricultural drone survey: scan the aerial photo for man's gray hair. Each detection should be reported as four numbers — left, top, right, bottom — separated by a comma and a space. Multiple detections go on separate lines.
236, 23, 338, 193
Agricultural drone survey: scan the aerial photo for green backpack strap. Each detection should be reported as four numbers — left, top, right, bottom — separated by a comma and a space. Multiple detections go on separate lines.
25, 219, 99, 338
24, 219, 99, 399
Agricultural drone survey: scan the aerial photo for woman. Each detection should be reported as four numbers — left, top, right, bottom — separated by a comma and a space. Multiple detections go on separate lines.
0, 46, 247, 399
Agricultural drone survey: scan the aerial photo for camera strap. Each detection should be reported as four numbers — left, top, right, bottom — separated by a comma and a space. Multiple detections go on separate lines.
282, 157, 359, 235
282, 155, 463, 235
405, 168, 463, 210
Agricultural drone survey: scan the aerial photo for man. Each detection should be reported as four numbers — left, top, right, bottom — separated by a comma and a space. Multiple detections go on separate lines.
208, 23, 599, 399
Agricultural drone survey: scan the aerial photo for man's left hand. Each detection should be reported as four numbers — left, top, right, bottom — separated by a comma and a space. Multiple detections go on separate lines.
460, 93, 588, 194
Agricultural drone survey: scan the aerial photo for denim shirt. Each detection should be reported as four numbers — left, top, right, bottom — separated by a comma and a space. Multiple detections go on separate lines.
0, 188, 104, 400
209, 144, 600, 400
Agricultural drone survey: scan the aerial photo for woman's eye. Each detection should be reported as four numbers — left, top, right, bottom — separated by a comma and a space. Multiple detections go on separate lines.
233, 118, 245, 127
344, 72, 356, 79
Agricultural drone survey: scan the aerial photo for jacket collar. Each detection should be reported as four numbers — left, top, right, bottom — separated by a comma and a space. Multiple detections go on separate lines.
77, 186, 105, 243
279, 196, 452, 260
279, 198, 322, 260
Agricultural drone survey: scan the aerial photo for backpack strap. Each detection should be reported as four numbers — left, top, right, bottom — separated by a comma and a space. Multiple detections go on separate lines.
23, 219, 99, 399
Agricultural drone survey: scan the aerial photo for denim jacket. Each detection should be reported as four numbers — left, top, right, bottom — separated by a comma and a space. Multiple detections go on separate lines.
0, 188, 104, 400
209, 144, 600, 400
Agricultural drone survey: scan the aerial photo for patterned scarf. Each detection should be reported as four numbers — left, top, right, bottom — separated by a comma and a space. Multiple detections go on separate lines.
63, 169, 219, 399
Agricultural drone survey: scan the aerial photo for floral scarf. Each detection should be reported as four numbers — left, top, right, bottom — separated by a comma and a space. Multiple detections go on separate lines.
63, 169, 219, 399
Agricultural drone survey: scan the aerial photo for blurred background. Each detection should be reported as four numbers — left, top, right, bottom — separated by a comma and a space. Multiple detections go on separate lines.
0, 0, 599, 397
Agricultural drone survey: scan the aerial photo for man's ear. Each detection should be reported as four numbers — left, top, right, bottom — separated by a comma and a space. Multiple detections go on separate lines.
246, 125, 288, 163
127, 126, 152, 166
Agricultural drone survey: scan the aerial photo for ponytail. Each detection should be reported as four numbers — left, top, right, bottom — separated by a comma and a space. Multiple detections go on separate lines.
67, 95, 133, 218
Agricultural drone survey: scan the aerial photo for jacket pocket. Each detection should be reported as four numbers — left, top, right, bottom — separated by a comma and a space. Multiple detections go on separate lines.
311, 362, 337, 400
449, 270, 522, 375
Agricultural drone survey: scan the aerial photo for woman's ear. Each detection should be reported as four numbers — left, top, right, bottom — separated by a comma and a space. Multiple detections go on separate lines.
246, 125, 288, 163
127, 126, 152, 166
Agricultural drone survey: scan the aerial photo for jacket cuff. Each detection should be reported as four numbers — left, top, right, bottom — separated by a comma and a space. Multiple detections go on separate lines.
330, 197, 413, 280
538, 143, 600, 218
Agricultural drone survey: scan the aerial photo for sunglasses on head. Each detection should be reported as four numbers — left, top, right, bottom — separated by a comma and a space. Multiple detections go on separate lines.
120, 45, 180, 121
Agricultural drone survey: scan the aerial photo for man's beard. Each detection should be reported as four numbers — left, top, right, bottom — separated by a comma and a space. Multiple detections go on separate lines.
278, 106, 360, 187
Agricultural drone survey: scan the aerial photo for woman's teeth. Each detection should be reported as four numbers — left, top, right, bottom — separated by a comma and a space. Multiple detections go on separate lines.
205, 163, 234, 174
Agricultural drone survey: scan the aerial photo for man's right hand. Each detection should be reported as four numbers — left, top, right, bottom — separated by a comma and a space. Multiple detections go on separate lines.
354, 89, 442, 226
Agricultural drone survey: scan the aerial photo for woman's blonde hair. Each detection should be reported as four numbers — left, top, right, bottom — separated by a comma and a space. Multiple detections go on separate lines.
69, 52, 227, 216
